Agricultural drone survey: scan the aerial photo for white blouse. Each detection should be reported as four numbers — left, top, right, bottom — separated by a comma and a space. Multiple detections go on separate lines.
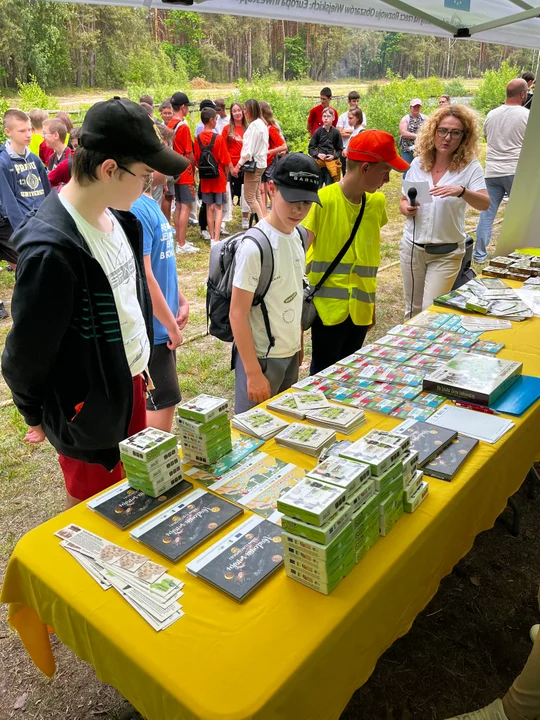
240, 118, 269, 169
401, 157, 486, 247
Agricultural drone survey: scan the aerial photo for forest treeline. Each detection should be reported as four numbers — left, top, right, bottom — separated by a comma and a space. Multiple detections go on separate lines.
0, 0, 538, 90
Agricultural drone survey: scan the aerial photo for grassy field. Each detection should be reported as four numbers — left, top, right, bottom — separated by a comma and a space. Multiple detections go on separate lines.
0, 146, 527, 720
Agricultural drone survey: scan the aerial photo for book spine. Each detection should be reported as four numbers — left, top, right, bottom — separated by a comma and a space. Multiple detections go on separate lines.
421, 378, 490, 406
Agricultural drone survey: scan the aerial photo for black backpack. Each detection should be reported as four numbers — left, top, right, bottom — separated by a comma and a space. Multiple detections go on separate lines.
206, 225, 308, 358
197, 134, 219, 179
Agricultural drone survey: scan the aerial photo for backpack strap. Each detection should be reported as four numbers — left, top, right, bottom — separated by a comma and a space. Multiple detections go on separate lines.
242, 227, 275, 358
197, 133, 217, 150
297, 224, 309, 252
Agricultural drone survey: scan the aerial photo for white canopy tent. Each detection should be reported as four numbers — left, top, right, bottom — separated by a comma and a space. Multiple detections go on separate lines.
49, 0, 540, 252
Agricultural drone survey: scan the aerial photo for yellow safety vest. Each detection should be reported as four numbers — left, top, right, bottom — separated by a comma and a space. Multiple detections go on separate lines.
305, 186, 387, 326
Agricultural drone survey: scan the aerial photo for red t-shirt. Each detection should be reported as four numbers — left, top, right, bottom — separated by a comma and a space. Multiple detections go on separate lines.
48, 157, 71, 190
168, 118, 194, 186
307, 104, 338, 135
194, 131, 231, 194
221, 124, 245, 167
39, 140, 54, 166
267, 124, 285, 166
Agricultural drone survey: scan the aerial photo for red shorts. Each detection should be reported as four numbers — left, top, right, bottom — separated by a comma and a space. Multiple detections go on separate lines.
58, 375, 147, 501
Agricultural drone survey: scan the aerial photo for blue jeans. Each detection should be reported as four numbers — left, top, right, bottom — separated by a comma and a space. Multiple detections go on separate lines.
474, 175, 514, 262
401, 150, 414, 178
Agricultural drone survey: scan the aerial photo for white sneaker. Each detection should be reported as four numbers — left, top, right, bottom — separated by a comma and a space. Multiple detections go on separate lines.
445, 698, 508, 720
188, 216, 199, 226
200, 230, 211, 241
177, 242, 199, 254
220, 223, 229, 236
530, 624, 539, 642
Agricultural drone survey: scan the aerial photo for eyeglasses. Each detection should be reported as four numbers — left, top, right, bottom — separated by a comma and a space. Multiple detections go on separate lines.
436, 127, 464, 140
118, 165, 153, 193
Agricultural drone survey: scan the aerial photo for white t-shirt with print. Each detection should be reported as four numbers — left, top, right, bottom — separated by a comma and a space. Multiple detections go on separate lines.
401, 157, 486, 247
59, 193, 150, 376
232, 218, 304, 359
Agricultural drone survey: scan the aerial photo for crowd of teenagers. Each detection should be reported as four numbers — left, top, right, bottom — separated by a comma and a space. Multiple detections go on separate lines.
0, 72, 537, 719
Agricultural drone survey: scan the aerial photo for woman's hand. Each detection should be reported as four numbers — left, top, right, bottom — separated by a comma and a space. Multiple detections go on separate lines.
405, 202, 420, 217
430, 184, 463, 199
230, 165, 239, 178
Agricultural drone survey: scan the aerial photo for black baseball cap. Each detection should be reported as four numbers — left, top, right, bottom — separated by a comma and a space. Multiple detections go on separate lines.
171, 91, 193, 107
272, 153, 322, 205
79, 97, 189, 176
199, 99, 218, 111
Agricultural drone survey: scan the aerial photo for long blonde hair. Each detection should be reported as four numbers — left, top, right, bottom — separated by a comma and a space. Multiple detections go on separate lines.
415, 104, 481, 172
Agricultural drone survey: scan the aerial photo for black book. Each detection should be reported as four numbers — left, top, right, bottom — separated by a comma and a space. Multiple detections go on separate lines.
394, 421, 457, 466
423, 435, 479, 481
87, 479, 193, 530
130, 488, 243, 562
187, 516, 284, 602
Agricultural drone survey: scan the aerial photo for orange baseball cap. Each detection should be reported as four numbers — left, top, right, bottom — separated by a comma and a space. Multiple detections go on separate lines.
347, 130, 409, 172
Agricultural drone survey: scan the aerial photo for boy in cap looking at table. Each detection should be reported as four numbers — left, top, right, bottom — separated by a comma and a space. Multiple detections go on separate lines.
2, 97, 189, 507
230, 153, 321, 413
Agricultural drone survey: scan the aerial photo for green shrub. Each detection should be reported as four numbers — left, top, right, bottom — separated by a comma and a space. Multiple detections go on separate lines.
16, 75, 59, 111
362, 74, 441, 142
235, 74, 313, 153
124, 45, 188, 96
444, 77, 468, 98
471, 61, 520, 114
0, 96, 9, 143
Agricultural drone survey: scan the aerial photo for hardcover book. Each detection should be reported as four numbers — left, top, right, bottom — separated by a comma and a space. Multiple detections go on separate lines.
423, 434, 479, 481
130, 489, 243, 562
392, 420, 457, 466
186, 516, 284, 601
422, 353, 522, 405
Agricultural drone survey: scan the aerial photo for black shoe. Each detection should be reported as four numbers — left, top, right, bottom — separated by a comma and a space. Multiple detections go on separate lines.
0, 301, 8, 319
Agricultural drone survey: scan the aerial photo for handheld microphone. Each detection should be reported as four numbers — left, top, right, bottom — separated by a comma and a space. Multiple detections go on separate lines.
408, 187, 418, 207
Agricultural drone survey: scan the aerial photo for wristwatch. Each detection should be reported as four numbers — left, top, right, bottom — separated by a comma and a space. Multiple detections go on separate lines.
457, 185, 466, 198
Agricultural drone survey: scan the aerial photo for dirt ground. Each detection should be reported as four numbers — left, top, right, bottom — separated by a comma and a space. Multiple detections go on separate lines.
0, 147, 523, 720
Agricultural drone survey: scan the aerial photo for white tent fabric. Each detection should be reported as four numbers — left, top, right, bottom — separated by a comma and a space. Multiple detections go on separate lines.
52, 0, 540, 50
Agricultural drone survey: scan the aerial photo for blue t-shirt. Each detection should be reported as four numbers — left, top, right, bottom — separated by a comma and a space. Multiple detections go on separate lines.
131, 194, 179, 345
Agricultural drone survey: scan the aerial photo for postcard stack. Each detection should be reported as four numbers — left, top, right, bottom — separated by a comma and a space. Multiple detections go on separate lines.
274, 422, 337, 457
120, 428, 182, 498
55, 524, 185, 631
177, 394, 232, 465
232, 408, 289, 441
277, 478, 354, 594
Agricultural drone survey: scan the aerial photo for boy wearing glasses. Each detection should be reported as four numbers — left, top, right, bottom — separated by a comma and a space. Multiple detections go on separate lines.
2, 98, 189, 507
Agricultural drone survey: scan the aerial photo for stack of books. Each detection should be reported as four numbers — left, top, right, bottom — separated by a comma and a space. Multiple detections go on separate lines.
304, 404, 366, 434
177, 395, 232, 465
399, 446, 428, 512
274, 422, 336, 457
120, 428, 182, 498
232, 408, 289, 440
339, 429, 408, 537
186, 515, 285, 602
266, 394, 306, 419
277, 478, 354, 595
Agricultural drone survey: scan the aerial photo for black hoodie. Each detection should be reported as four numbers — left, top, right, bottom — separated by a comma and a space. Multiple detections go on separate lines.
1, 191, 154, 470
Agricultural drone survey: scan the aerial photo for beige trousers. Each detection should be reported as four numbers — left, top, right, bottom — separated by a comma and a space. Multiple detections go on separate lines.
502, 589, 540, 720
400, 239, 464, 321
243, 167, 265, 219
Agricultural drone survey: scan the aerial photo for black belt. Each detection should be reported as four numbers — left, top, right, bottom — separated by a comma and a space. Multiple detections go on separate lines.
416, 243, 458, 255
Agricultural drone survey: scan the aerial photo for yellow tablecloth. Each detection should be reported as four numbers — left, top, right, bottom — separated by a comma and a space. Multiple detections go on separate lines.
3, 308, 540, 720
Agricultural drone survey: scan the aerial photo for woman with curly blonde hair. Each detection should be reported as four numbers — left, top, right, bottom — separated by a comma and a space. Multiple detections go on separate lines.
399, 104, 490, 318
